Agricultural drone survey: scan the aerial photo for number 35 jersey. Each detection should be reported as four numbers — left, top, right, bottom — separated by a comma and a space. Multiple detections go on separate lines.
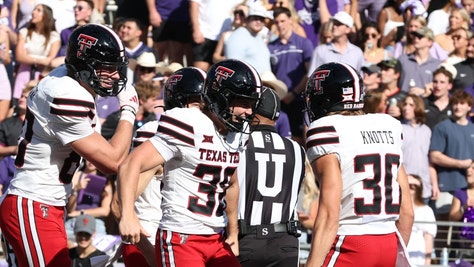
306, 113, 404, 235
149, 107, 247, 235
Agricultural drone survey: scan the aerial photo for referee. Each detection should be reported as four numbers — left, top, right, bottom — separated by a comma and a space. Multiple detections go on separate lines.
236, 87, 306, 267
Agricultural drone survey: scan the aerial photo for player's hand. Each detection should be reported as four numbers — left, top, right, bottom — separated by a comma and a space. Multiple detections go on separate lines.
119, 213, 142, 245
117, 83, 139, 124
225, 235, 239, 256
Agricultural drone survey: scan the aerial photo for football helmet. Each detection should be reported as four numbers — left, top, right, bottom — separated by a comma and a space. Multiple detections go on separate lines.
163, 67, 207, 110
65, 24, 128, 97
203, 59, 262, 132
305, 62, 364, 122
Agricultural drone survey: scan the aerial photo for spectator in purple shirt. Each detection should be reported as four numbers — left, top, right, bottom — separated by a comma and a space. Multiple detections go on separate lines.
268, 6, 312, 145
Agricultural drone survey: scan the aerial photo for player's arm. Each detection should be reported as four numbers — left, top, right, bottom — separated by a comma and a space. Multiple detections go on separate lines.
110, 165, 162, 221
306, 154, 341, 267
70, 120, 133, 174
225, 170, 240, 256
71, 84, 138, 174
117, 140, 165, 244
395, 165, 414, 245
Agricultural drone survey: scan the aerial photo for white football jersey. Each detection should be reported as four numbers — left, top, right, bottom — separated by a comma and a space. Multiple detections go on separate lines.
132, 120, 162, 244
306, 113, 404, 235
150, 107, 247, 235
7, 66, 97, 206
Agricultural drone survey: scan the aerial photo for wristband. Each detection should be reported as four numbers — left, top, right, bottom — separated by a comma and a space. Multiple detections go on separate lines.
120, 106, 136, 124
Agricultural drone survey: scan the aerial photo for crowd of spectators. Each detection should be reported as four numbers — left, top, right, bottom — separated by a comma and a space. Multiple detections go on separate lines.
1, 0, 474, 265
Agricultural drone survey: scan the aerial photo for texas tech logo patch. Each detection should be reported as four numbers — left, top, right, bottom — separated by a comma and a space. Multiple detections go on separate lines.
214, 66, 235, 85
312, 70, 330, 95
166, 74, 183, 90
77, 34, 98, 58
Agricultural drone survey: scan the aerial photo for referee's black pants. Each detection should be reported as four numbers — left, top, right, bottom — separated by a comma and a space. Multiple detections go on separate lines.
238, 232, 299, 267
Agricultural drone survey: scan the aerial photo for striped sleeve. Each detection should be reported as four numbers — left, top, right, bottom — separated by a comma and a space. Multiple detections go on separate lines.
306, 123, 340, 162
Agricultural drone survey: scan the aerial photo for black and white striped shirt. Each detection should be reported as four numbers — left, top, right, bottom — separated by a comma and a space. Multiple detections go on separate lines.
237, 124, 306, 225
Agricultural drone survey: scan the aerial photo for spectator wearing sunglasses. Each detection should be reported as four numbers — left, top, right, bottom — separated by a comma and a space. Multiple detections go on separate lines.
307, 11, 364, 75
54, 0, 94, 60
212, 3, 249, 64
444, 28, 473, 65
224, 2, 272, 74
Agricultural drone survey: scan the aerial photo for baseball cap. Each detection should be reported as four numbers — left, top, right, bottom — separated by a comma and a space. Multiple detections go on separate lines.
377, 58, 402, 73
412, 26, 434, 41
438, 62, 457, 79
332, 11, 354, 28
248, 3, 273, 19
361, 64, 381, 75
74, 214, 96, 235
260, 71, 288, 99
256, 87, 280, 120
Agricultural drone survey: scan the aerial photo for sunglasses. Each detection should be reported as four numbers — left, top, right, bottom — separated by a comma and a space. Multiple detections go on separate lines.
452, 35, 466, 40
332, 20, 345, 27
139, 66, 155, 73
365, 33, 377, 39
234, 10, 245, 17
249, 15, 265, 22
74, 5, 85, 11
409, 184, 419, 190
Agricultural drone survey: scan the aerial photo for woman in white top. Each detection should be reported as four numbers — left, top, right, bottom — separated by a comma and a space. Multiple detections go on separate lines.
406, 174, 437, 266
12, 3, 60, 100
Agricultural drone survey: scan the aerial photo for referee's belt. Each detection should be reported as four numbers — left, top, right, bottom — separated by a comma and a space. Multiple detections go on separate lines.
238, 220, 301, 238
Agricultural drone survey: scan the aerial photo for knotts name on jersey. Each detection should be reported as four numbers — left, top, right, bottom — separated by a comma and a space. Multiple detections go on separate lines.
199, 148, 239, 163
360, 130, 394, 145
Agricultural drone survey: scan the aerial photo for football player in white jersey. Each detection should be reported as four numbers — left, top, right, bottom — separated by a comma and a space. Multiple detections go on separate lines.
111, 67, 208, 267
0, 24, 139, 267
304, 62, 414, 267
117, 59, 262, 267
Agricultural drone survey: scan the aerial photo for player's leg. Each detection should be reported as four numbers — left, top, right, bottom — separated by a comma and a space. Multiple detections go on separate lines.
207, 233, 240, 267
122, 243, 151, 267
155, 229, 205, 267
323, 233, 398, 266
0, 195, 71, 267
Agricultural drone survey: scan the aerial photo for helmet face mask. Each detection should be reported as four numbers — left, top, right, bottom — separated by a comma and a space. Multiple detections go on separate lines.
204, 59, 262, 133
163, 67, 206, 110
305, 62, 364, 122
65, 24, 128, 97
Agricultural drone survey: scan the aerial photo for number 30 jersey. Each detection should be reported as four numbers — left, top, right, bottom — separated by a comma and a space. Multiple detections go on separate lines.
306, 113, 404, 235
149, 107, 247, 235
7, 66, 97, 206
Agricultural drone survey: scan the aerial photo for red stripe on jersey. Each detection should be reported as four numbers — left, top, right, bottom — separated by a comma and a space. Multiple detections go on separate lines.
52, 98, 95, 108
307, 137, 339, 148
158, 115, 195, 146
50, 98, 95, 119
133, 131, 156, 147
307, 125, 339, 148
50, 107, 95, 118
306, 125, 336, 136
160, 115, 194, 133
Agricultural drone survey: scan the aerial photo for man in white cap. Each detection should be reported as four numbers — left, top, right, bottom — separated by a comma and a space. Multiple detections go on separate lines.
307, 11, 364, 74
225, 2, 272, 74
